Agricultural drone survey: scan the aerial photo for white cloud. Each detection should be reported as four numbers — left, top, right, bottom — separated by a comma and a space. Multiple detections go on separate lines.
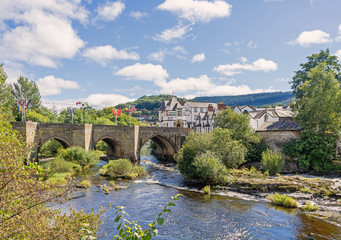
335, 49, 341, 60
288, 30, 332, 47
115, 63, 169, 82
192, 53, 205, 63
213, 58, 278, 76
96, 1, 125, 21
82, 45, 139, 66
129, 11, 148, 20
36, 75, 80, 96
247, 40, 257, 49
153, 24, 192, 43
157, 0, 232, 23
335, 24, 341, 42
148, 46, 187, 62
157, 74, 276, 97
275, 77, 290, 83
85, 93, 134, 106
264, 0, 284, 2
0, 0, 87, 68
240, 57, 248, 63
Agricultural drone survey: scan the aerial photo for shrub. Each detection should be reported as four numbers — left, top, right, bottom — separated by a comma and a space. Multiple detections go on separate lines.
58, 146, 101, 167
109, 180, 115, 187
39, 139, 63, 158
41, 156, 81, 175
79, 180, 91, 188
267, 193, 298, 208
261, 149, 285, 176
193, 151, 229, 184
302, 201, 318, 211
92, 117, 114, 125
99, 158, 147, 179
94, 140, 108, 154
202, 185, 211, 195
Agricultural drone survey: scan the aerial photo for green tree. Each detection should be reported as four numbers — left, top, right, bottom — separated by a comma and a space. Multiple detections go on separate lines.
26, 110, 50, 122
0, 65, 15, 119
0, 107, 103, 239
291, 62, 341, 171
12, 76, 41, 121
214, 107, 260, 146
291, 49, 341, 101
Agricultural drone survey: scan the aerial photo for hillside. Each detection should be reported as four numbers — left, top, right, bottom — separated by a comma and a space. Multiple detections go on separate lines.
193, 91, 294, 107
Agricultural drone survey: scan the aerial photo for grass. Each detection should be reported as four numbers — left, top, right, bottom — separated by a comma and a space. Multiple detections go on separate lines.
302, 201, 318, 212
300, 188, 312, 194
109, 180, 115, 187
267, 193, 298, 208
202, 185, 211, 195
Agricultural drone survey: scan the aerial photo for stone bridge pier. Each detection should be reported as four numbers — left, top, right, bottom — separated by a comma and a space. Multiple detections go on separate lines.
11, 122, 189, 163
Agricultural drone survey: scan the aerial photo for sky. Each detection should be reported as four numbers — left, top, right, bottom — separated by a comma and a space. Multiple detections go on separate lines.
1, 0, 341, 107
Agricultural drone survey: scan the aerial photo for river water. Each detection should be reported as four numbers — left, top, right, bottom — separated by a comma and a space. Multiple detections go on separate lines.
59, 145, 341, 240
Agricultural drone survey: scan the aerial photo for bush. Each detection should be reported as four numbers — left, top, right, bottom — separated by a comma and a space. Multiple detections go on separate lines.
302, 201, 318, 211
57, 146, 101, 167
193, 151, 229, 184
94, 140, 108, 154
176, 132, 212, 179
92, 117, 114, 125
79, 180, 91, 188
41, 156, 81, 175
202, 185, 211, 195
267, 193, 298, 208
99, 158, 147, 179
261, 149, 285, 176
39, 139, 63, 158
211, 129, 247, 169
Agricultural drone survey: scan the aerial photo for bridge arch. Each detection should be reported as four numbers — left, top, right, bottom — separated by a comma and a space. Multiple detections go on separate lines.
138, 134, 177, 162
92, 136, 123, 159
39, 136, 72, 149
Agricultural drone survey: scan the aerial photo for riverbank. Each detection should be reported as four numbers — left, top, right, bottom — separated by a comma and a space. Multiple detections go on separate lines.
206, 168, 341, 227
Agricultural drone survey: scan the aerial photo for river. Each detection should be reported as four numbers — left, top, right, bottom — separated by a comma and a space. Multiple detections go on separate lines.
58, 145, 341, 240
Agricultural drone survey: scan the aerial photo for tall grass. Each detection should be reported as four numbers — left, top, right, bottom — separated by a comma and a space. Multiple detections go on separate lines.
267, 193, 298, 208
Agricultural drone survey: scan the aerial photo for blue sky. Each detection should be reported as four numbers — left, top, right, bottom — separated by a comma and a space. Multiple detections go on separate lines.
1, 0, 341, 107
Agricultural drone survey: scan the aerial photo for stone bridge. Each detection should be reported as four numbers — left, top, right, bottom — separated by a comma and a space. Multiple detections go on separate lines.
11, 122, 189, 162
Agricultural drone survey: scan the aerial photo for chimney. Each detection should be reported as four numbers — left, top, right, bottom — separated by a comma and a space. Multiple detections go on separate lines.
208, 104, 214, 112
218, 101, 226, 110
179, 98, 185, 106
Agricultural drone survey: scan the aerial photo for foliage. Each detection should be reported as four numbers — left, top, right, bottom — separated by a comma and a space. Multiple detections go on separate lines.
39, 139, 64, 158
93, 116, 114, 125
302, 201, 318, 212
79, 180, 91, 188
211, 129, 247, 168
202, 185, 211, 195
57, 146, 101, 168
113, 194, 181, 240
294, 62, 341, 133
267, 193, 298, 208
193, 151, 229, 185
291, 49, 341, 100
41, 156, 82, 176
245, 140, 269, 162
176, 132, 212, 179
26, 110, 50, 122
94, 140, 108, 153
261, 149, 285, 176
289, 57, 341, 172
12, 76, 41, 110
193, 91, 294, 107
0, 108, 102, 239
214, 107, 260, 147
0, 64, 15, 119
99, 158, 147, 179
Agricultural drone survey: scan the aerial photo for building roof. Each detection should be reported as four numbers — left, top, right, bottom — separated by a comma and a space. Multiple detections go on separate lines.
257, 121, 301, 131
185, 102, 218, 108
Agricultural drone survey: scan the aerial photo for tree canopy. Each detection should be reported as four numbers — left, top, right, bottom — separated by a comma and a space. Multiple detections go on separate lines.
291, 49, 341, 101
12, 76, 41, 110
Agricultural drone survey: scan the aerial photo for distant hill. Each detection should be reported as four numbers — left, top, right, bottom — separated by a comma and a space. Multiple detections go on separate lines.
193, 91, 294, 107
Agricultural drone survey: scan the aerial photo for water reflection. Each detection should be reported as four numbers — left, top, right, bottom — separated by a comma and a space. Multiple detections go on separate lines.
58, 144, 341, 239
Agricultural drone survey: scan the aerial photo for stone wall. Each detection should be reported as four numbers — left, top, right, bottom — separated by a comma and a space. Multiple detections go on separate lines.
257, 130, 300, 151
